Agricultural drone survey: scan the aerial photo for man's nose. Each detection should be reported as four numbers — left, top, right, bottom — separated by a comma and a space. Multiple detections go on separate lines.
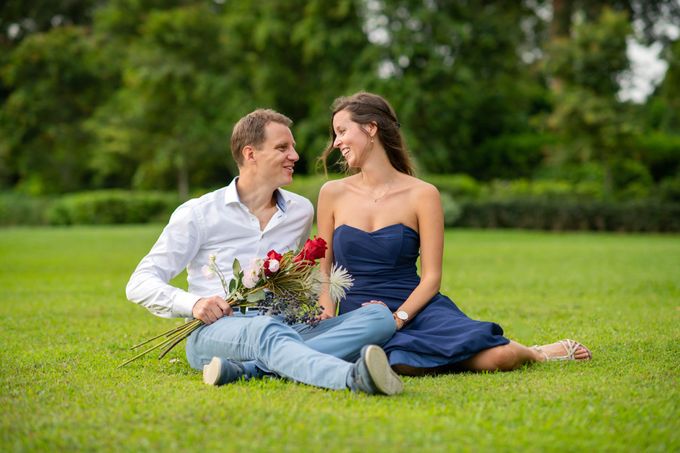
288, 147, 299, 161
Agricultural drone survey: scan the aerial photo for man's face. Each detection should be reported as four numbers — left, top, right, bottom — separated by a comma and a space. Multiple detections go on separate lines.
254, 121, 299, 187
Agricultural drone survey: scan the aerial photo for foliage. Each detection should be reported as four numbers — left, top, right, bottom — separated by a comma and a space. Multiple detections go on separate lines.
0, 192, 52, 225
0, 26, 117, 194
355, 1, 548, 175
0, 1, 678, 198
658, 172, 680, 202
0, 0, 98, 43
424, 173, 483, 199
487, 178, 603, 200
1, 226, 678, 451
46, 190, 180, 225
457, 199, 680, 232
87, 3, 237, 198
544, 8, 637, 196
440, 192, 462, 227
2, 171, 679, 231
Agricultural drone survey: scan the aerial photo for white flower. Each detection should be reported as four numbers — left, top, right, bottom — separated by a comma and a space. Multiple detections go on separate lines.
242, 271, 258, 289
201, 264, 216, 279
267, 259, 280, 273
242, 258, 263, 289
327, 264, 354, 303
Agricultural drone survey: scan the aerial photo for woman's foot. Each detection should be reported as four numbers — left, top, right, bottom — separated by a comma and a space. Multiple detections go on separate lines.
532, 339, 592, 362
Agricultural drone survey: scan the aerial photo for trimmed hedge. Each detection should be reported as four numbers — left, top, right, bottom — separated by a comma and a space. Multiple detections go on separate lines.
2, 181, 679, 231
46, 190, 181, 225
453, 199, 680, 232
0, 193, 53, 226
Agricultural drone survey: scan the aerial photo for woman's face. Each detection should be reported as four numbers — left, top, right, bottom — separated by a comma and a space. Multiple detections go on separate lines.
332, 109, 372, 168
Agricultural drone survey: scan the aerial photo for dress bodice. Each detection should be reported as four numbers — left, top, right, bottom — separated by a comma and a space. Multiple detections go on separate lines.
333, 223, 421, 277
333, 223, 421, 313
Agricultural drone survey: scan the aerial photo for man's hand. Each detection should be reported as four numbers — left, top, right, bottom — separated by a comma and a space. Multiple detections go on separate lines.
192, 296, 233, 324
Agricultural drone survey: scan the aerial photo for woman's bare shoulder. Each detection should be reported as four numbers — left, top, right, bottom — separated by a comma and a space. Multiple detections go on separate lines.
403, 175, 439, 198
319, 176, 357, 197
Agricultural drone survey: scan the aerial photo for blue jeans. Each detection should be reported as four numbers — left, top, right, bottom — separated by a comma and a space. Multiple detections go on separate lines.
185, 304, 395, 390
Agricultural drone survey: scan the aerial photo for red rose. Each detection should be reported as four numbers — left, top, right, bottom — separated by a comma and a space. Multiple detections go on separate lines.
266, 250, 283, 262
293, 237, 327, 265
263, 250, 283, 276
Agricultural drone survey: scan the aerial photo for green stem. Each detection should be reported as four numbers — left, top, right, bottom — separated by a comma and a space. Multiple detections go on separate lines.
120, 320, 203, 367
130, 320, 201, 350
157, 334, 189, 360
118, 335, 178, 368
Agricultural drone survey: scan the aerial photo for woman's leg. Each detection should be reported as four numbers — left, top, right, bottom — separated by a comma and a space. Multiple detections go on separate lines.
458, 341, 540, 372
459, 339, 591, 372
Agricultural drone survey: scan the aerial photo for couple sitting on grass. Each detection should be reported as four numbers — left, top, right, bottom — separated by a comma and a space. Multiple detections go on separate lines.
126, 92, 591, 396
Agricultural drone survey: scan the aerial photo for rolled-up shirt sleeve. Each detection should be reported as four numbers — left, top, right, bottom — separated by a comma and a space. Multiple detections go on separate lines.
125, 204, 202, 318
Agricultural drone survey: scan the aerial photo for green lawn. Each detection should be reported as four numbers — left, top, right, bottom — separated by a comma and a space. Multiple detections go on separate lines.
1, 226, 678, 452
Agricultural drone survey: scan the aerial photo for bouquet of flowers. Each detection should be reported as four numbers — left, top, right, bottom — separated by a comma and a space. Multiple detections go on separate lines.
119, 237, 353, 367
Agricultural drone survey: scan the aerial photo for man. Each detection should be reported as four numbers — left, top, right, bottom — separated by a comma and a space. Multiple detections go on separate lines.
126, 109, 403, 395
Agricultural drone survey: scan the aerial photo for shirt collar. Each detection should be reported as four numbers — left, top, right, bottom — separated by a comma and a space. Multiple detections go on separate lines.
224, 177, 292, 213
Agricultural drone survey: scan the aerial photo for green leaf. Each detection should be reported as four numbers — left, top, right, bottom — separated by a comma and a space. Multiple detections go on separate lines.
246, 289, 265, 303
232, 258, 241, 276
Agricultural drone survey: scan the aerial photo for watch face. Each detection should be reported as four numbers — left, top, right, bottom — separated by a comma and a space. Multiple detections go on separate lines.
397, 311, 408, 320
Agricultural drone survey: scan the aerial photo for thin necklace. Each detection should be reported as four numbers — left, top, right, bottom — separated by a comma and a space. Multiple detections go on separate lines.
370, 181, 392, 203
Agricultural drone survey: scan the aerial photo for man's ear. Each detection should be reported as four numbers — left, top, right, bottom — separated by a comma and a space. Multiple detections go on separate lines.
242, 145, 255, 164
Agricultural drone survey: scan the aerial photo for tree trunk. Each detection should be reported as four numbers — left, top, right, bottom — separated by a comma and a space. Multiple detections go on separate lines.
550, 0, 573, 39
549, 0, 573, 94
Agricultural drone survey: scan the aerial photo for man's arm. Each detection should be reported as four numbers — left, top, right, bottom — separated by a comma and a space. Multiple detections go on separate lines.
125, 204, 230, 321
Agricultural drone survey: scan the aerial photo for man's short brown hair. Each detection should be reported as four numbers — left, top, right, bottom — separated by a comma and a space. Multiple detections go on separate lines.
230, 109, 293, 166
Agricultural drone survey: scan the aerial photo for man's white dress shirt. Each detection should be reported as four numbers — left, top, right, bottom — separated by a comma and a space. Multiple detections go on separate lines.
126, 178, 314, 318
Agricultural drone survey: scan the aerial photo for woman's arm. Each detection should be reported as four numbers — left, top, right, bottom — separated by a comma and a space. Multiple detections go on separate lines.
316, 181, 339, 317
392, 183, 444, 329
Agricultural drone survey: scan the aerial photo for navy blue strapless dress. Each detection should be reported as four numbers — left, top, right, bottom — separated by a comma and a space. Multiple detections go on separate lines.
334, 223, 509, 368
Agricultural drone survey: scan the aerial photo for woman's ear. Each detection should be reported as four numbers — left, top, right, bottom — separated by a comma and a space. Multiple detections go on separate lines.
363, 121, 378, 137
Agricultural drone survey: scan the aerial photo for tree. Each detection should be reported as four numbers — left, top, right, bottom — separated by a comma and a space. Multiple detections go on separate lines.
544, 8, 637, 196
0, 26, 116, 193
87, 3, 236, 198
0, 0, 98, 44
344, 0, 547, 177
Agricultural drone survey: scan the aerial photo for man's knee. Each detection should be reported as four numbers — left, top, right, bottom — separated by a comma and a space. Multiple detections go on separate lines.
357, 304, 396, 342
357, 303, 392, 320
249, 315, 283, 338
251, 316, 299, 349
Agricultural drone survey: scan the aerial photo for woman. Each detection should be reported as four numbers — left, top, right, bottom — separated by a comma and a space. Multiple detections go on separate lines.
316, 92, 591, 375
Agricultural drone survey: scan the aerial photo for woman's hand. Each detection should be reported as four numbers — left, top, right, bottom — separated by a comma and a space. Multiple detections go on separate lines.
317, 307, 336, 321
362, 300, 404, 329
362, 300, 388, 308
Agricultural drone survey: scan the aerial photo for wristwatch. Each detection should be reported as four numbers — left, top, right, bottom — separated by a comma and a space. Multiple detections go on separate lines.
395, 310, 409, 322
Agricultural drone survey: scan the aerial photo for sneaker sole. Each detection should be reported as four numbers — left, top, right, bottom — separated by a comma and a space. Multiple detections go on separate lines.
203, 357, 222, 385
363, 345, 404, 395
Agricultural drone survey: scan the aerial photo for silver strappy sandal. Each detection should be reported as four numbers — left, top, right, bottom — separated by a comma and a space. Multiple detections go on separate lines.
532, 339, 592, 361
